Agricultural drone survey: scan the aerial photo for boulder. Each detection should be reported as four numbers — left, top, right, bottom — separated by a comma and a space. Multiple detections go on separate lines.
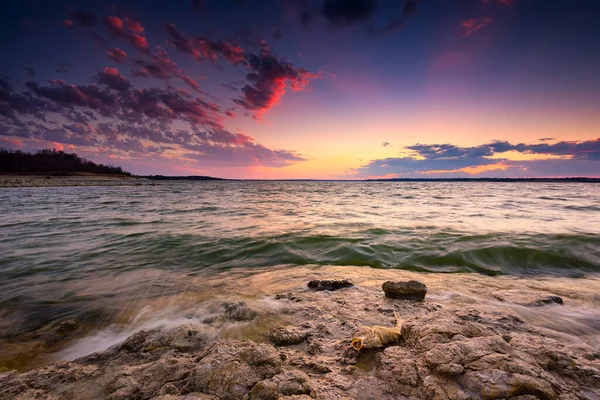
382, 280, 427, 301
307, 279, 353, 291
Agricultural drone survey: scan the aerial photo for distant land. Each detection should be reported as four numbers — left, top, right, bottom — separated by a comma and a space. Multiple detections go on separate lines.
144, 175, 225, 181
0, 149, 131, 176
366, 177, 600, 183
1, 148, 599, 182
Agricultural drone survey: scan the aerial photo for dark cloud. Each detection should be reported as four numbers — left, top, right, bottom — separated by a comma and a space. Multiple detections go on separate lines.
296, 0, 419, 35
322, 0, 376, 28
408, 140, 600, 161
136, 48, 180, 80
165, 24, 246, 65
25, 80, 118, 114
0, 83, 62, 121
96, 68, 132, 92
1, 76, 305, 169
297, 0, 375, 29
381, 142, 390, 147
538, 137, 555, 142
107, 48, 127, 64
482, 0, 514, 5
382, 0, 420, 34
66, 10, 97, 27
356, 139, 600, 178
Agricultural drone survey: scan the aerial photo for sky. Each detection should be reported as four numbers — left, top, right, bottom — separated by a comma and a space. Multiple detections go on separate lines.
1, 0, 599, 179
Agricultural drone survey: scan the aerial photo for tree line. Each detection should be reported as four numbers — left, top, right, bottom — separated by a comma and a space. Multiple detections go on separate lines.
0, 148, 131, 175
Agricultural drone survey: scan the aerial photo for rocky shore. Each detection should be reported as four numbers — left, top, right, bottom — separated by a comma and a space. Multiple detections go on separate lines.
0, 174, 146, 188
1, 267, 600, 400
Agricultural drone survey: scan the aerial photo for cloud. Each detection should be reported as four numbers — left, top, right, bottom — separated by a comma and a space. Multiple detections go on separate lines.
461, 17, 493, 36
408, 140, 600, 161
296, 0, 419, 35
66, 10, 97, 27
124, 18, 144, 34
538, 137, 555, 142
321, 0, 376, 28
164, 24, 317, 115
482, 0, 514, 5
381, 142, 390, 147
104, 16, 150, 53
355, 139, 600, 178
1, 77, 306, 169
26, 80, 117, 114
96, 67, 132, 92
0, 137, 23, 150
181, 75, 201, 92
382, 0, 420, 34
165, 24, 245, 65
107, 48, 127, 63
234, 53, 320, 116
135, 47, 181, 80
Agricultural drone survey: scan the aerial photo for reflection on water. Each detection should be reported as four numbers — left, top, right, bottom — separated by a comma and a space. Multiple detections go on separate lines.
1, 182, 600, 369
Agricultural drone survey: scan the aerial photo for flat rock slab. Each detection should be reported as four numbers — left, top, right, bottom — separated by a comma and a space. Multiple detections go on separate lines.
382, 280, 427, 301
307, 279, 354, 291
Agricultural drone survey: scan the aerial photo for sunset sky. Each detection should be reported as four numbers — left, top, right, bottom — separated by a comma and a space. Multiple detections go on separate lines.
1, 0, 599, 178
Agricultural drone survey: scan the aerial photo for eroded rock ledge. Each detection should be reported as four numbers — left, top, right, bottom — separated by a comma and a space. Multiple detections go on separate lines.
1, 279, 599, 400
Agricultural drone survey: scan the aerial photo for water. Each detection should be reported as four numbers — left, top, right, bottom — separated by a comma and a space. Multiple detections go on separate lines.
1, 181, 600, 368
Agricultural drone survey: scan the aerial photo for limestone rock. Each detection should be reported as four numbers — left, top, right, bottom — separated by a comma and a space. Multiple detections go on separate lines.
307, 279, 354, 291
382, 280, 427, 301
269, 326, 310, 346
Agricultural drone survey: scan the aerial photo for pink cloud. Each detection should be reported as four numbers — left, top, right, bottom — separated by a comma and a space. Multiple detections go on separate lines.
107, 48, 127, 63
461, 17, 493, 36
0, 138, 24, 150
104, 16, 150, 53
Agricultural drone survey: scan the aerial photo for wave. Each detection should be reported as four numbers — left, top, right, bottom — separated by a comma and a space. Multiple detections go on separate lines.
61, 230, 600, 277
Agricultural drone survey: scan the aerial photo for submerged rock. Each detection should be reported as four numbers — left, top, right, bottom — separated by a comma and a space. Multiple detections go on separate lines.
528, 296, 564, 306
382, 280, 427, 301
307, 279, 353, 291
222, 301, 258, 321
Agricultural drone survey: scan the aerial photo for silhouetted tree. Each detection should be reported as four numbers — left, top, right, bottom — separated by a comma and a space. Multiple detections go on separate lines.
0, 148, 131, 175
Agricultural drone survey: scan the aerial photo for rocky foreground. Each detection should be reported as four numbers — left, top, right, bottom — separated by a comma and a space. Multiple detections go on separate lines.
1, 274, 600, 400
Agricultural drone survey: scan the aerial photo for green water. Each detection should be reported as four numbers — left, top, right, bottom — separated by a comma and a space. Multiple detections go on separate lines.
1, 181, 599, 341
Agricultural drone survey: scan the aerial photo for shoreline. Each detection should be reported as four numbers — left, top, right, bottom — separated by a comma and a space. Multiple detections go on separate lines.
1, 265, 599, 399
0, 174, 149, 188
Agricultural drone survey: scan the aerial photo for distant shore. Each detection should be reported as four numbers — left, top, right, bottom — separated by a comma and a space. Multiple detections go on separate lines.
0, 173, 146, 188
